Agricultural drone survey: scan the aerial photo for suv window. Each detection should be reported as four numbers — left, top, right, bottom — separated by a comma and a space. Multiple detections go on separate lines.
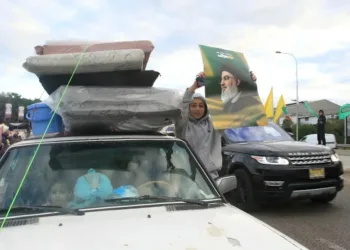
0, 140, 219, 211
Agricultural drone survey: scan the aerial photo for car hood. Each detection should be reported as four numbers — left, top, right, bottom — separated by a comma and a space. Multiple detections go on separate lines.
224, 141, 332, 156
0, 204, 306, 250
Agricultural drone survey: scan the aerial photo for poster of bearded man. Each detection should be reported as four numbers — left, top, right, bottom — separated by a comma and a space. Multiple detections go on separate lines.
199, 44, 268, 129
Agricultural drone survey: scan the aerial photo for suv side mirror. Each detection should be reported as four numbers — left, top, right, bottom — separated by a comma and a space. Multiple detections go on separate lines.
215, 175, 237, 194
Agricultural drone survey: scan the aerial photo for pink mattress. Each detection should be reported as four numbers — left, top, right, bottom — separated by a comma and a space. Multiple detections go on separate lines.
34, 40, 154, 70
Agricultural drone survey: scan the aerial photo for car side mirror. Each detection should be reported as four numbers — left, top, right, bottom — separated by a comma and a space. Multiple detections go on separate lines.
215, 175, 237, 194
287, 132, 294, 137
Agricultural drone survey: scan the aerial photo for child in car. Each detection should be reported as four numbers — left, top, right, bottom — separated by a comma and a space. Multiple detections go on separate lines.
48, 179, 74, 207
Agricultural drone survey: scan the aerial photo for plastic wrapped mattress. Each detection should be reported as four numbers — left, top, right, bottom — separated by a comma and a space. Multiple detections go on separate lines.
44, 86, 182, 132
23, 49, 145, 75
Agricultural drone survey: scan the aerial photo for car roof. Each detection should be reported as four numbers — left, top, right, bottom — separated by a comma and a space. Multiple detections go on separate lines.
305, 134, 336, 142
10, 133, 182, 148
307, 133, 335, 137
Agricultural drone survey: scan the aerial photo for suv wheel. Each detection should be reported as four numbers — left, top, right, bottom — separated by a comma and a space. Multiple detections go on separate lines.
310, 193, 337, 203
225, 169, 260, 212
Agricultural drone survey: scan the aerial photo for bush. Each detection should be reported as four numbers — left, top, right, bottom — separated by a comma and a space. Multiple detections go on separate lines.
292, 124, 316, 139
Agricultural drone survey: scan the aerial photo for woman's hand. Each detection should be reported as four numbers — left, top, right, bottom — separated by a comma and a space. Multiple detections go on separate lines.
250, 71, 257, 82
189, 72, 206, 92
195, 72, 206, 82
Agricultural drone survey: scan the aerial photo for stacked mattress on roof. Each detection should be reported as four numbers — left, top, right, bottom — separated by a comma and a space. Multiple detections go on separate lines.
23, 40, 181, 132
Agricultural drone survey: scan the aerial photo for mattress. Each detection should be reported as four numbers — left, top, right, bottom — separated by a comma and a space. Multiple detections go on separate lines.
23, 49, 145, 75
44, 86, 182, 132
34, 40, 154, 70
39, 70, 161, 95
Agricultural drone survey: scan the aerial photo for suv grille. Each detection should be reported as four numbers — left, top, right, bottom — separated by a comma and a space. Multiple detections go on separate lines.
287, 151, 332, 166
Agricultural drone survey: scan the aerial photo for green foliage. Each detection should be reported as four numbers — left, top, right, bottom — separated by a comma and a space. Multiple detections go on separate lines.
292, 124, 317, 139
0, 92, 41, 123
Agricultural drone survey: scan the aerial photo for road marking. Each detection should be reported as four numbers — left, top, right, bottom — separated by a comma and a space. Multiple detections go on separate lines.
317, 238, 347, 250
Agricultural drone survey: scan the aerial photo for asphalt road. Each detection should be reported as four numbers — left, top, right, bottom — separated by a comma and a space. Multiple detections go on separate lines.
252, 161, 350, 250
339, 155, 350, 170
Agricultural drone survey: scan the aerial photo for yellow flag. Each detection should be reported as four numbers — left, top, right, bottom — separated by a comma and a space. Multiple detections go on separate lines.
273, 95, 286, 123
264, 87, 274, 118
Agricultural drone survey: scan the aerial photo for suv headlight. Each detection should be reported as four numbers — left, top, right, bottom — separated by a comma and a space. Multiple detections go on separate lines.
331, 153, 340, 162
251, 156, 289, 165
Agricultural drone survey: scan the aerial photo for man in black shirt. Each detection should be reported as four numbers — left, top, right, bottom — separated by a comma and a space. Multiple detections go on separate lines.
317, 110, 326, 145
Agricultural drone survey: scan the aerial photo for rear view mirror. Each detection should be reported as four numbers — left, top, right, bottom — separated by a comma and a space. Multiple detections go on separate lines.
215, 175, 237, 194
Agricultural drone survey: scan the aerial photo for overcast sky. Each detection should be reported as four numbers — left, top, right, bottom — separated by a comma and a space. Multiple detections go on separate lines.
1, 0, 349, 106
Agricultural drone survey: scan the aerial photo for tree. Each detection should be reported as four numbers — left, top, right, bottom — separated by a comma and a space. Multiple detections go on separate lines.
0, 92, 41, 123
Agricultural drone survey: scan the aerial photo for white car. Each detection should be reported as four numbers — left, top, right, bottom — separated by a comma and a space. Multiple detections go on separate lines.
0, 133, 307, 250
300, 133, 337, 149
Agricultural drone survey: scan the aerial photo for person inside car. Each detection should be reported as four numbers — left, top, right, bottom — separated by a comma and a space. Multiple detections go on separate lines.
48, 178, 74, 207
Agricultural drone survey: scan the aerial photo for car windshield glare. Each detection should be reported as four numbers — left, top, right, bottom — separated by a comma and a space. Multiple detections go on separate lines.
0, 140, 219, 213
225, 122, 293, 143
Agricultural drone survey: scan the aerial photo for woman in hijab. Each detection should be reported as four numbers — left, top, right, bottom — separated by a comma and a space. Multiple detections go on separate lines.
175, 72, 257, 179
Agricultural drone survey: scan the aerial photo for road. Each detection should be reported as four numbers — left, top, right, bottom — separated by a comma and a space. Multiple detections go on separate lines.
339, 155, 350, 170
252, 157, 350, 250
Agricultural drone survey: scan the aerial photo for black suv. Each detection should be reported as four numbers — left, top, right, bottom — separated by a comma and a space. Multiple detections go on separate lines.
220, 122, 344, 212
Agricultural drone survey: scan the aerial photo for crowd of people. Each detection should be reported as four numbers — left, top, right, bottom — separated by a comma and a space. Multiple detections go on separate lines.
0, 124, 23, 157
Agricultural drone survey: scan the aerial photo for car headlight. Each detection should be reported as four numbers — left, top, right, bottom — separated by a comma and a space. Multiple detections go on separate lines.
251, 156, 289, 165
331, 153, 340, 162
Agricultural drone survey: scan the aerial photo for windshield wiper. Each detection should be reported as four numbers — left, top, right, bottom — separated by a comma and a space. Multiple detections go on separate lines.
105, 195, 208, 207
0, 205, 85, 216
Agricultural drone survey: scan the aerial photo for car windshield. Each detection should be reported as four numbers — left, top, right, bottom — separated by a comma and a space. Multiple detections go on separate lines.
224, 122, 293, 143
0, 139, 219, 214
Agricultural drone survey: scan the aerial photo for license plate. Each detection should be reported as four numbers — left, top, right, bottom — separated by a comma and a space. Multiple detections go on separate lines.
309, 168, 325, 179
